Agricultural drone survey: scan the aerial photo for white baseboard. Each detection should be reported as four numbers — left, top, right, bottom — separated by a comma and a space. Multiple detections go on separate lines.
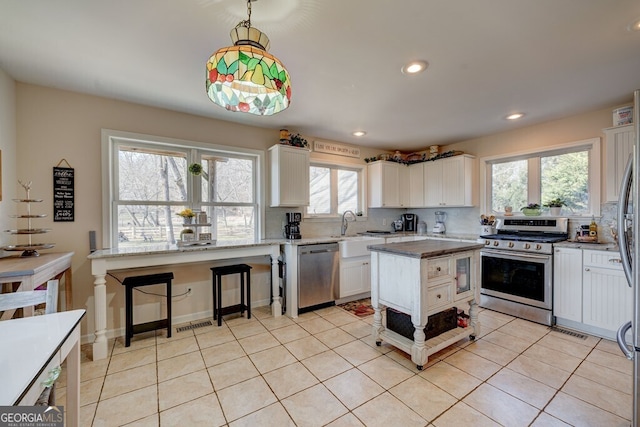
80, 298, 272, 345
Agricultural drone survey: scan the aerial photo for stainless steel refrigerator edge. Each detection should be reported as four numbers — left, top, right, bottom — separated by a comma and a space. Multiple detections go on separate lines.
617, 89, 640, 427
297, 243, 339, 311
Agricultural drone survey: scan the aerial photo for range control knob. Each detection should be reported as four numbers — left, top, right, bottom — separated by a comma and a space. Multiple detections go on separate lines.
535, 244, 542, 250
484, 240, 490, 245
523, 243, 531, 249
508, 242, 514, 248
493, 241, 500, 247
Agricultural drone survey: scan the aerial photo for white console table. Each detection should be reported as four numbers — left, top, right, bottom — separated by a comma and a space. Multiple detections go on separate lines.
0, 309, 85, 427
88, 241, 282, 360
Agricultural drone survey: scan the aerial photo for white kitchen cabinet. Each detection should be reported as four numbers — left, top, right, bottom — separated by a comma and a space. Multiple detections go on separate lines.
553, 247, 583, 322
269, 144, 310, 207
582, 249, 632, 333
424, 154, 476, 207
407, 163, 425, 207
339, 257, 371, 298
604, 124, 634, 202
368, 161, 408, 208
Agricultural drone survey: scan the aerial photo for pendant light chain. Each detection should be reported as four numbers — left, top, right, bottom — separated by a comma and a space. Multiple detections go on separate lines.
237, 0, 252, 29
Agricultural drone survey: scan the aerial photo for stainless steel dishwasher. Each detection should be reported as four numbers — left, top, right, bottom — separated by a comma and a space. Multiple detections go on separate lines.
297, 242, 340, 312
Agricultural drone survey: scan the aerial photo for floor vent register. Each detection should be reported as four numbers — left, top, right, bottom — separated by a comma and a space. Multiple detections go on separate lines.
550, 326, 588, 340
176, 320, 213, 332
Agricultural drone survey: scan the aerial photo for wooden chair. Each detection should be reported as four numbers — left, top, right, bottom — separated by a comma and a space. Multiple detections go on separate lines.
0, 279, 59, 315
0, 279, 59, 405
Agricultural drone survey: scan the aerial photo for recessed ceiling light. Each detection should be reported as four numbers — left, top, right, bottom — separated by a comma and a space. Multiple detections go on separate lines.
506, 113, 524, 120
401, 60, 429, 75
352, 131, 367, 137
627, 17, 640, 32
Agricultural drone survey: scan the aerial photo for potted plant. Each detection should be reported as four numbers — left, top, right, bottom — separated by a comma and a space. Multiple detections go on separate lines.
188, 163, 203, 175
521, 203, 541, 216
289, 133, 308, 148
177, 208, 196, 224
544, 198, 566, 216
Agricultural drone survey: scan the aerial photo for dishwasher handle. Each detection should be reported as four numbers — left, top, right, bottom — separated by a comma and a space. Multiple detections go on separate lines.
309, 248, 338, 254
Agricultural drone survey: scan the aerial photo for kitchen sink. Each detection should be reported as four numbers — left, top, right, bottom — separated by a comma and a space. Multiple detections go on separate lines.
339, 236, 385, 258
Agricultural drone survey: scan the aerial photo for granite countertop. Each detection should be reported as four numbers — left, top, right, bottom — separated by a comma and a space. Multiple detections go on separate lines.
368, 240, 484, 259
88, 239, 282, 259
554, 241, 619, 251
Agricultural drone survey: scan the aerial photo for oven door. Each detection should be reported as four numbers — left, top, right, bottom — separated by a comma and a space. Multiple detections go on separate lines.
480, 248, 552, 310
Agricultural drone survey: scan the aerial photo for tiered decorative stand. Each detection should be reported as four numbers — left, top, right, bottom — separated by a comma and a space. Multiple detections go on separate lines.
3, 181, 54, 257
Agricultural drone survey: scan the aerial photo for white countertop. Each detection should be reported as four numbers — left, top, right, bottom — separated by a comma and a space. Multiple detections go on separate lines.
554, 241, 619, 251
0, 309, 85, 405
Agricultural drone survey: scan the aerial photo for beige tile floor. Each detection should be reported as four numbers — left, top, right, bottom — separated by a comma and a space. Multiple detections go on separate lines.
58, 306, 633, 426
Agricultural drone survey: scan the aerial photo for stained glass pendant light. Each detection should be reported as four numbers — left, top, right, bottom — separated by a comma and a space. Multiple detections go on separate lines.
206, 0, 291, 115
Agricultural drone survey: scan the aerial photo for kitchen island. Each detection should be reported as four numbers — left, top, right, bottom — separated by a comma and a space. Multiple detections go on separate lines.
88, 240, 281, 360
369, 240, 484, 369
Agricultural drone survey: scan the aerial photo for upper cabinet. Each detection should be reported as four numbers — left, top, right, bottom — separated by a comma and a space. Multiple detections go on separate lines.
424, 154, 476, 208
604, 124, 634, 202
368, 161, 408, 208
269, 144, 310, 207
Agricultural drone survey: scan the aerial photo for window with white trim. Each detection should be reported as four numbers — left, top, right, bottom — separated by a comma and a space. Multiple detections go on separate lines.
306, 162, 364, 217
103, 131, 261, 248
483, 138, 600, 216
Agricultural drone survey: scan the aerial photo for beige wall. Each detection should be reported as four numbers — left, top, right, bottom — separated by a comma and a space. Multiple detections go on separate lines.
0, 69, 17, 246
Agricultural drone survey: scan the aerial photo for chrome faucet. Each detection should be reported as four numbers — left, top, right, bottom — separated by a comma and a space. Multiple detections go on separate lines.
341, 210, 357, 236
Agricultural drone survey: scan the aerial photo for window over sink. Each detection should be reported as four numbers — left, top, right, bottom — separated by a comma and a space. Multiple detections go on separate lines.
305, 160, 365, 218
482, 137, 600, 216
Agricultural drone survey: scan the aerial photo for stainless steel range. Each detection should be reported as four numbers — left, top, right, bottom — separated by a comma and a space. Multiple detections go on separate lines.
478, 217, 568, 325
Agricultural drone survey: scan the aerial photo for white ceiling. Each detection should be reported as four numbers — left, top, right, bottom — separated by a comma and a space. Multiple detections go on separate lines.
1, 0, 640, 151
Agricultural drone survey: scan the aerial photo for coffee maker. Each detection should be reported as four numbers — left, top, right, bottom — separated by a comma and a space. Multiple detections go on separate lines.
284, 212, 302, 239
401, 213, 417, 232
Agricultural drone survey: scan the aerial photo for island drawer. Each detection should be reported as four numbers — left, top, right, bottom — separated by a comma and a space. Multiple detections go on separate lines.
426, 258, 450, 279
427, 282, 452, 309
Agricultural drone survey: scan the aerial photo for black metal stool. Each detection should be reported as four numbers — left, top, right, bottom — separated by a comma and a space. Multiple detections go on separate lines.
122, 272, 174, 347
210, 264, 252, 326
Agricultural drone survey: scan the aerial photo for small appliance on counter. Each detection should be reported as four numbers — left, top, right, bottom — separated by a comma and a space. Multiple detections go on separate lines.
393, 219, 404, 232
433, 211, 447, 233
284, 211, 302, 239
402, 213, 417, 232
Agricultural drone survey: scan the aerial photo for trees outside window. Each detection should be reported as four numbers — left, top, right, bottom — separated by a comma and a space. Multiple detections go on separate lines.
307, 164, 361, 217
487, 139, 599, 216
107, 134, 259, 248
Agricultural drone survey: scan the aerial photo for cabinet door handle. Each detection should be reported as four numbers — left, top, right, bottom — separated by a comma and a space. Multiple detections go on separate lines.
609, 258, 622, 264
436, 294, 442, 299
584, 268, 590, 272
436, 267, 441, 272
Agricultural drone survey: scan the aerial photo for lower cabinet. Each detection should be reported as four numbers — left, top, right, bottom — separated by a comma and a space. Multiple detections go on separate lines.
553, 247, 632, 338
582, 250, 632, 332
339, 257, 371, 298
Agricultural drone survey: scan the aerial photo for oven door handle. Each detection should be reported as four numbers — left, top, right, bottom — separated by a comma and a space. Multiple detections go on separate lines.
481, 249, 550, 261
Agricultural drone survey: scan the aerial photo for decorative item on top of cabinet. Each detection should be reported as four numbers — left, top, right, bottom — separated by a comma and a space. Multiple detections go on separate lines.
2, 180, 55, 257
269, 144, 310, 207
604, 124, 635, 202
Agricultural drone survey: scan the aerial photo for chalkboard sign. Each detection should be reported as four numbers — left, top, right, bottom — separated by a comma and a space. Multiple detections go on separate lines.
53, 166, 74, 221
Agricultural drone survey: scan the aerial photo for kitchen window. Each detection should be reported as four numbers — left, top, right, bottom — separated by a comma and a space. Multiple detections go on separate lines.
102, 130, 262, 248
482, 138, 600, 216
305, 162, 364, 217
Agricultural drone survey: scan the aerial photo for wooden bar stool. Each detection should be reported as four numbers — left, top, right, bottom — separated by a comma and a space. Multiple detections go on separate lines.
122, 272, 174, 347
210, 264, 252, 326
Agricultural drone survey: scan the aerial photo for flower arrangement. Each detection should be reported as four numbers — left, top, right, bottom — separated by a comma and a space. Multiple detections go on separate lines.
543, 198, 565, 208
288, 133, 308, 148
188, 163, 203, 175
176, 208, 195, 218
